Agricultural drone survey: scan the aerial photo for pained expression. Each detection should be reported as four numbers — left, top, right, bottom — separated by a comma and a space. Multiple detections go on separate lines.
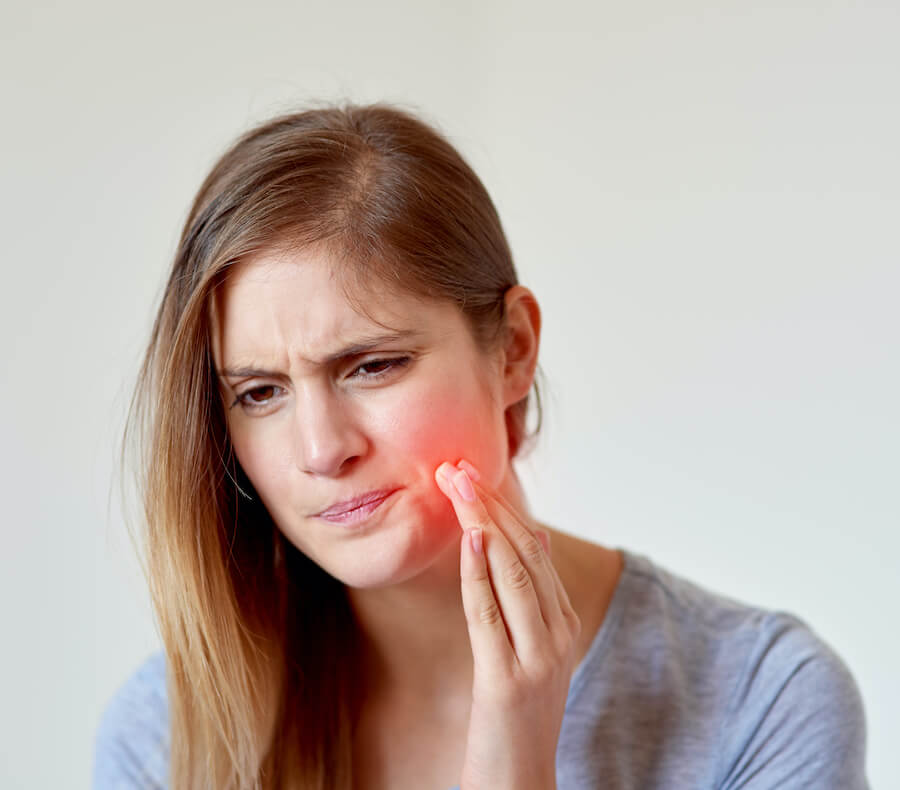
209, 246, 511, 588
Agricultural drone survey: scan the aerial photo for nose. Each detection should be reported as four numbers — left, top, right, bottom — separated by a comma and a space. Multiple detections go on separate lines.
292, 384, 367, 477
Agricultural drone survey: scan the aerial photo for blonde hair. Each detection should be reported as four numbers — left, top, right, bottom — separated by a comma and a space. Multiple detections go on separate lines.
122, 102, 545, 789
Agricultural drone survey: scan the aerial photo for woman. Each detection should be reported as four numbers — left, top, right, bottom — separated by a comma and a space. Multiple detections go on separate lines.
94, 103, 869, 789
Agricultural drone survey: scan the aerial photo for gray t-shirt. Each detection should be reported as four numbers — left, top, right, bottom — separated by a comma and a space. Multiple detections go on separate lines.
93, 547, 870, 789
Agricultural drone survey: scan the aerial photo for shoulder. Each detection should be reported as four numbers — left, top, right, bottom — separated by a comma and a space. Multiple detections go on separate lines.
619, 549, 870, 788
714, 608, 869, 788
93, 651, 170, 790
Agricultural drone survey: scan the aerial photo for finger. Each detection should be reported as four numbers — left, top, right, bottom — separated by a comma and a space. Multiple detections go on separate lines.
536, 539, 578, 631
445, 460, 573, 629
457, 459, 551, 561
480, 486, 577, 634
434, 467, 514, 672
457, 459, 521, 520
436, 464, 549, 659
470, 479, 569, 634
454, 461, 567, 631
459, 526, 517, 675
449, 464, 580, 639
535, 529, 551, 558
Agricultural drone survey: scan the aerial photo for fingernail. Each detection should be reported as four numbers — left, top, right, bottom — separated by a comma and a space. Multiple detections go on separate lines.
453, 470, 476, 502
436, 462, 455, 481
469, 528, 483, 554
457, 459, 481, 482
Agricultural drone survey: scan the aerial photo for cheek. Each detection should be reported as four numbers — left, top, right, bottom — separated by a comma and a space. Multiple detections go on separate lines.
226, 419, 293, 506
384, 376, 506, 478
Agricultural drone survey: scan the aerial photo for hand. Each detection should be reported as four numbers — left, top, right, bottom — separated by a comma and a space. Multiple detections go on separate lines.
434, 460, 582, 790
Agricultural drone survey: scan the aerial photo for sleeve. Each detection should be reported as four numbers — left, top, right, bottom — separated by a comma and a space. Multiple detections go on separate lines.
92, 652, 169, 790
714, 612, 870, 789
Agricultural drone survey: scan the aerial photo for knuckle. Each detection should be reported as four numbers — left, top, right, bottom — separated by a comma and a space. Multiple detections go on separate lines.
554, 630, 577, 659
515, 655, 555, 689
567, 608, 583, 638
471, 510, 493, 532
468, 564, 491, 584
476, 598, 504, 627
502, 559, 533, 592
521, 534, 545, 565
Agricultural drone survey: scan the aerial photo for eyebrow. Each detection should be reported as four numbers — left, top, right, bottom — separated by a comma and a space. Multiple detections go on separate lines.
217, 330, 425, 379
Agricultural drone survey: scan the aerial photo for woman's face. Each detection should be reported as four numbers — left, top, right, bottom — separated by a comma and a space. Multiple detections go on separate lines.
209, 246, 513, 589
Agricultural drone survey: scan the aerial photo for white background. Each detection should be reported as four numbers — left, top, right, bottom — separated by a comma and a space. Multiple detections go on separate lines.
1, 1, 897, 788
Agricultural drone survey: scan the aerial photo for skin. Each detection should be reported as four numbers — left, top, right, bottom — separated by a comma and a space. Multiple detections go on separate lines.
209, 243, 623, 790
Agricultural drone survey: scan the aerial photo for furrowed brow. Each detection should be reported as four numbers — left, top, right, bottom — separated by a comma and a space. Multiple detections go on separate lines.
217, 330, 424, 379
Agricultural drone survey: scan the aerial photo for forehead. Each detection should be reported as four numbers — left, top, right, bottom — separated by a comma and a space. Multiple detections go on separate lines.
208, 246, 461, 366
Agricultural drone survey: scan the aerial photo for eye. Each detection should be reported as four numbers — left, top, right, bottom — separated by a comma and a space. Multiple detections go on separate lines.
350, 356, 412, 380
229, 357, 412, 414
231, 384, 283, 412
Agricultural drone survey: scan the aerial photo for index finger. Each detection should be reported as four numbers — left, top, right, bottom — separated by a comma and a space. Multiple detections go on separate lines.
437, 461, 567, 637
455, 459, 543, 542
456, 459, 576, 628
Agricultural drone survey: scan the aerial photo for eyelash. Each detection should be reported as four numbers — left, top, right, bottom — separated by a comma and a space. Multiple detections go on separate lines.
229, 356, 412, 413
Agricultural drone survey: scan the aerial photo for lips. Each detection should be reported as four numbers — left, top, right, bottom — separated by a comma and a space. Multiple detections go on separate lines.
315, 488, 396, 518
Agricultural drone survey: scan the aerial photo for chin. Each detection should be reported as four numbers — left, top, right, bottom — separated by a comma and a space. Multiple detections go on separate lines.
331, 559, 422, 591
334, 530, 461, 590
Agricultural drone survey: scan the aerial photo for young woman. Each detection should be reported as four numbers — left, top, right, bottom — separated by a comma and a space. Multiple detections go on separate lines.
94, 103, 869, 790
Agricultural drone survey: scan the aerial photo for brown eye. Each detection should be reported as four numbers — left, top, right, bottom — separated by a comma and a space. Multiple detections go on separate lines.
232, 385, 283, 412
247, 386, 276, 403
357, 360, 392, 376
351, 356, 412, 379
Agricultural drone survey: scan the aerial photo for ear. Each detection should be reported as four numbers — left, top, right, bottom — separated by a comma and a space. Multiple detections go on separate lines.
500, 285, 542, 408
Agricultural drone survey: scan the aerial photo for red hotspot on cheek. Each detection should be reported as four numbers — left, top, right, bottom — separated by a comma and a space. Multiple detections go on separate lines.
406, 396, 493, 483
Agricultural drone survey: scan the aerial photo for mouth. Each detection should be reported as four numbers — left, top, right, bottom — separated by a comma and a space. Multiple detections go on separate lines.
315, 489, 399, 525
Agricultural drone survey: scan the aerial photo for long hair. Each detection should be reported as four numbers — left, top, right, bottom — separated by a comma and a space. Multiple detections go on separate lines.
122, 102, 546, 789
